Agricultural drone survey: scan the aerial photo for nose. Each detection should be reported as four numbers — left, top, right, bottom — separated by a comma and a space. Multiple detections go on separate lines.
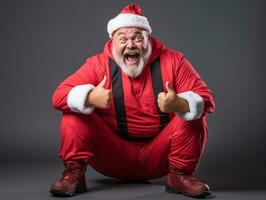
127, 39, 135, 49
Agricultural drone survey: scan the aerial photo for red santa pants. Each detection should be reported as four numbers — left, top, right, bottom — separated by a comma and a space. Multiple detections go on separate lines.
59, 112, 208, 180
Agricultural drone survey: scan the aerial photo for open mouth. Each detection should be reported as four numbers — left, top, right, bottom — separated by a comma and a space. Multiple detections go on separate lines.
124, 52, 140, 66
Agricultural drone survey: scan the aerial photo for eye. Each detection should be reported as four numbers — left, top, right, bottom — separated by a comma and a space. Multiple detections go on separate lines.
120, 37, 127, 43
134, 35, 143, 42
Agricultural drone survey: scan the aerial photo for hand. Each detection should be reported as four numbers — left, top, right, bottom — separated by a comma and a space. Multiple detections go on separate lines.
85, 76, 112, 109
157, 81, 189, 113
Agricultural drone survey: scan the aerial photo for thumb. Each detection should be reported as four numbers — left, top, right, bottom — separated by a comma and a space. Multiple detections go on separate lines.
165, 81, 175, 93
97, 75, 107, 88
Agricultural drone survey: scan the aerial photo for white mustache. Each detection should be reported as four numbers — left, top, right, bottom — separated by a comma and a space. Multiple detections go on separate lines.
124, 49, 140, 55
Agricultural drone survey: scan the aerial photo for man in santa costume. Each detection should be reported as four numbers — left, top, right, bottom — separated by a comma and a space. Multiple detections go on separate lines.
50, 3, 215, 198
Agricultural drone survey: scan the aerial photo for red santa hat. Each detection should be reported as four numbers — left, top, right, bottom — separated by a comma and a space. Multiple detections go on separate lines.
107, 4, 152, 38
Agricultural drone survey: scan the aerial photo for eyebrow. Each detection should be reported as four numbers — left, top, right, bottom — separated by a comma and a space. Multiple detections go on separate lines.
118, 33, 126, 36
117, 30, 142, 36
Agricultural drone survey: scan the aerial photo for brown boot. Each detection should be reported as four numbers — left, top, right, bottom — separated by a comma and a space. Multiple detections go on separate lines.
166, 164, 211, 198
50, 160, 87, 197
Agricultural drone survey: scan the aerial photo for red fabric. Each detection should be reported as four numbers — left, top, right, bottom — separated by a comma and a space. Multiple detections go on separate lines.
52, 37, 215, 138
120, 4, 144, 16
60, 112, 208, 179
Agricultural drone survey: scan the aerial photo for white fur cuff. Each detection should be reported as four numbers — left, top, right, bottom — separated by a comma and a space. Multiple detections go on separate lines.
176, 91, 204, 121
67, 84, 95, 114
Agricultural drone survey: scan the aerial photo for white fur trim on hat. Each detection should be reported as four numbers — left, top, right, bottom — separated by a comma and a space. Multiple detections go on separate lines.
107, 13, 152, 37
67, 84, 95, 114
176, 91, 204, 121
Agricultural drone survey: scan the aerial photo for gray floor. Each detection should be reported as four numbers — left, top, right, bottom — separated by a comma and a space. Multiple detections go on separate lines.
1, 162, 265, 200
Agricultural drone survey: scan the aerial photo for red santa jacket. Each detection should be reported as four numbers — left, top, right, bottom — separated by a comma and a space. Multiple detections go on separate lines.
52, 37, 215, 138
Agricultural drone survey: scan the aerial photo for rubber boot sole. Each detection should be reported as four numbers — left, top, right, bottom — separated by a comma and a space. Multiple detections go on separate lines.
165, 185, 211, 199
50, 189, 75, 197
50, 186, 87, 197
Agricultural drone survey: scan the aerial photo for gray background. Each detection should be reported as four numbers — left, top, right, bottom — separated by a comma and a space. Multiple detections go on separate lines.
0, 0, 266, 199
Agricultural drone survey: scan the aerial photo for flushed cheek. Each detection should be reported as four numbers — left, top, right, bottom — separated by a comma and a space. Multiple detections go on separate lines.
113, 43, 125, 56
118, 47, 126, 57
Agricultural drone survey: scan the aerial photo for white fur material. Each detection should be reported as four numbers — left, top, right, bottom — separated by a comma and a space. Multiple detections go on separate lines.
107, 13, 152, 37
176, 91, 204, 121
67, 84, 95, 114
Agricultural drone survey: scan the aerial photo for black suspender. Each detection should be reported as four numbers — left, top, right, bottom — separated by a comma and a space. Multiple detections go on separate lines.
150, 57, 170, 130
109, 57, 169, 142
109, 59, 129, 140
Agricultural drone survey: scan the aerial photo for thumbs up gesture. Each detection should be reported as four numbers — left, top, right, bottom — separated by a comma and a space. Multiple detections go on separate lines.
157, 81, 189, 113
86, 76, 113, 109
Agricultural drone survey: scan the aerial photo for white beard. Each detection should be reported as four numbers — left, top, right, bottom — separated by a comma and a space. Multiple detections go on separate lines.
112, 40, 152, 78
